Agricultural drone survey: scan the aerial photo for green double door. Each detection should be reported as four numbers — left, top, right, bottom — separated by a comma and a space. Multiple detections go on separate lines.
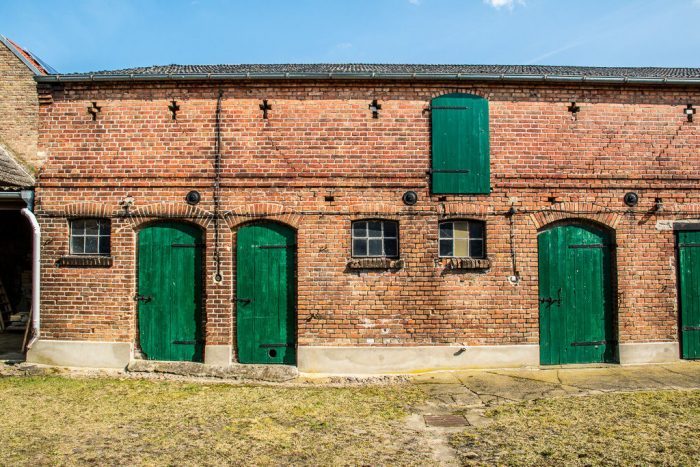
138, 222, 203, 362
538, 223, 616, 365
236, 222, 296, 365
677, 231, 700, 359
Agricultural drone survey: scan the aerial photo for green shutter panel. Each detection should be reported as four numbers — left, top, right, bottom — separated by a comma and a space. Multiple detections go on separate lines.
431, 94, 490, 194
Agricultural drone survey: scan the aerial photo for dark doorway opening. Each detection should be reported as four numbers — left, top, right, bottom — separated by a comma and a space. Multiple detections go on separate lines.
0, 210, 32, 360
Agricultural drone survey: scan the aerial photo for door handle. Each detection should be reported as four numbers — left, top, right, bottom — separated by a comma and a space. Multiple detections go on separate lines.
134, 294, 152, 303
236, 298, 252, 304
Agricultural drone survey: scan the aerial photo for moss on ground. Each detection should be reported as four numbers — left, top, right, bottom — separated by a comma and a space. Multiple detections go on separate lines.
0, 376, 431, 466
451, 389, 700, 466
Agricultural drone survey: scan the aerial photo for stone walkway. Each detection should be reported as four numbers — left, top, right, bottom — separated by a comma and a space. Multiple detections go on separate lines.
409, 362, 700, 465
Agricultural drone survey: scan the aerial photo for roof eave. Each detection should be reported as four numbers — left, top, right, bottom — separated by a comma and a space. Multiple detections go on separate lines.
0, 35, 44, 76
34, 72, 700, 86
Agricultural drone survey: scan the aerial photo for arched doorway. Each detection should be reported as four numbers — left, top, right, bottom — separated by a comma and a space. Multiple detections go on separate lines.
236, 221, 296, 365
538, 221, 617, 364
137, 222, 204, 362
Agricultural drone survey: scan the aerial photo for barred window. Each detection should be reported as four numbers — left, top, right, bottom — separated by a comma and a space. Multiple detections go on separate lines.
70, 219, 111, 255
352, 220, 399, 258
439, 220, 485, 258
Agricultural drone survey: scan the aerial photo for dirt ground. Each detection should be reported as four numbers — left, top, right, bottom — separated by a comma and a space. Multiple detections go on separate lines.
0, 361, 698, 466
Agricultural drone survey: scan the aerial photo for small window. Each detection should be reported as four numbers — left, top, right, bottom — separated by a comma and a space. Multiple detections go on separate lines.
70, 219, 111, 256
439, 220, 485, 258
352, 220, 399, 258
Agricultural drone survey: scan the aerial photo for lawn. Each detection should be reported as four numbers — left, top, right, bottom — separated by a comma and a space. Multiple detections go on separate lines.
0, 376, 432, 466
451, 389, 700, 466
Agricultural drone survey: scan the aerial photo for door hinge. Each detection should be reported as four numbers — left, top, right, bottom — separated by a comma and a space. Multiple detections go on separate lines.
134, 294, 152, 303
428, 106, 472, 110
427, 169, 471, 174
172, 243, 205, 248
172, 339, 204, 345
568, 243, 608, 249
236, 298, 252, 304
259, 343, 294, 348
682, 326, 700, 331
571, 340, 614, 347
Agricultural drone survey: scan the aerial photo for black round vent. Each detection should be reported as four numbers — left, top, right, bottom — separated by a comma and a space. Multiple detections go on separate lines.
402, 191, 418, 206
186, 190, 201, 205
623, 192, 639, 207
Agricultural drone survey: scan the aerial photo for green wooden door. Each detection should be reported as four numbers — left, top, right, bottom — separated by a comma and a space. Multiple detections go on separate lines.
236, 222, 296, 365
138, 222, 203, 362
538, 223, 616, 365
678, 231, 700, 359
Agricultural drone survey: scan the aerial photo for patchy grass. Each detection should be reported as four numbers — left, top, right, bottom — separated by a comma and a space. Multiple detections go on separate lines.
0, 376, 431, 465
451, 390, 700, 466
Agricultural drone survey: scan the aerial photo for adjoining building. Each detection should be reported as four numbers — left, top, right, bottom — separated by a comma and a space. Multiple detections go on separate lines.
25, 63, 700, 373
0, 36, 52, 358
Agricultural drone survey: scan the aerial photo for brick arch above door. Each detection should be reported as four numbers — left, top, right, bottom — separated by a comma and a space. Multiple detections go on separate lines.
529, 202, 622, 231
126, 202, 213, 229
224, 203, 302, 230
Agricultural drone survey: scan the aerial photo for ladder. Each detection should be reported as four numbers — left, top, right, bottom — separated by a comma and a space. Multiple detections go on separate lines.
0, 279, 11, 331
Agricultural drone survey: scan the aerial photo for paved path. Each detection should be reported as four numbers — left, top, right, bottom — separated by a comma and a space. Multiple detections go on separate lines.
408, 362, 700, 465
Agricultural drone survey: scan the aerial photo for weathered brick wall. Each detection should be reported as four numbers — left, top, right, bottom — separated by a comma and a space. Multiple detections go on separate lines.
0, 42, 40, 170
35, 80, 700, 352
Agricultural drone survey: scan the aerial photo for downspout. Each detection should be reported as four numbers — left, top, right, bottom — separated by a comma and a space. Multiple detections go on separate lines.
213, 90, 223, 283
20, 208, 40, 349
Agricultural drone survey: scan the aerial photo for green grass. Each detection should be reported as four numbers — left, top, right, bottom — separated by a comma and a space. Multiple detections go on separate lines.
0, 376, 431, 466
451, 390, 700, 466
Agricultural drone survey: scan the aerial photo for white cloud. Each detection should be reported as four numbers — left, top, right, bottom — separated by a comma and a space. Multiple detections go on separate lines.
693, 0, 700, 7
484, 0, 524, 9
408, 0, 421, 5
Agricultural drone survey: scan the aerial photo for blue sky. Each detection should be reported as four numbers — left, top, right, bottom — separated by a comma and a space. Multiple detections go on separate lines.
1, 0, 699, 73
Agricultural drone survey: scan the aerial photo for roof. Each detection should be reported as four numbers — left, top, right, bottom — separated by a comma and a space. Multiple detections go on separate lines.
0, 145, 34, 189
35, 64, 700, 86
0, 35, 55, 75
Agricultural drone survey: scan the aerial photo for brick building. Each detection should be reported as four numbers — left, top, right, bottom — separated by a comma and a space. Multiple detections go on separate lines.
26, 64, 700, 373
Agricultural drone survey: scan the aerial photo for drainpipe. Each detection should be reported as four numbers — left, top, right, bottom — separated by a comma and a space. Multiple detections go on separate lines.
20, 208, 40, 349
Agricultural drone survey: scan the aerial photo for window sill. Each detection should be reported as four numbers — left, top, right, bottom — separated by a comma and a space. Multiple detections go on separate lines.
440, 257, 490, 270
57, 255, 113, 268
346, 258, 404, 270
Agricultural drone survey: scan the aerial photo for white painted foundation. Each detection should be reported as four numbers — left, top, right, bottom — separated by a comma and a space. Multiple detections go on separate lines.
24, 340, 683, 372
204, 344, 232, 366
27, 339, 132, 369
297, 345, 540, 374
619, 341, 680, 364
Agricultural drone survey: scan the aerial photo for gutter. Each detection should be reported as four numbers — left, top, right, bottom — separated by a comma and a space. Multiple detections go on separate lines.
20, 208, 40, 349
34, 72, 700, 86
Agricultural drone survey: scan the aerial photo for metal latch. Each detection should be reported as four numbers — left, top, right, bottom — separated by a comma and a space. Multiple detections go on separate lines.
538, 288, 562, 305
134, 294, 152, 303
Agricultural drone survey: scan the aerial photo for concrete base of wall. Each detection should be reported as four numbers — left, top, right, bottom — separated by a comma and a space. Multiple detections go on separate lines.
27, 339, 132, 369
297, 345, 540, 374
204, 345, 232, 366
24, 340, 683, 372
619, 341, 679, 364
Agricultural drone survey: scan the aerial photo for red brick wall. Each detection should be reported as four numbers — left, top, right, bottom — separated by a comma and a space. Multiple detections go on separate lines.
35, 80, 700, 353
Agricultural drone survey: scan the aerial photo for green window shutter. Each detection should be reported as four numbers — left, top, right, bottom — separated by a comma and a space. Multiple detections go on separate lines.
431, 94, 490, 194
